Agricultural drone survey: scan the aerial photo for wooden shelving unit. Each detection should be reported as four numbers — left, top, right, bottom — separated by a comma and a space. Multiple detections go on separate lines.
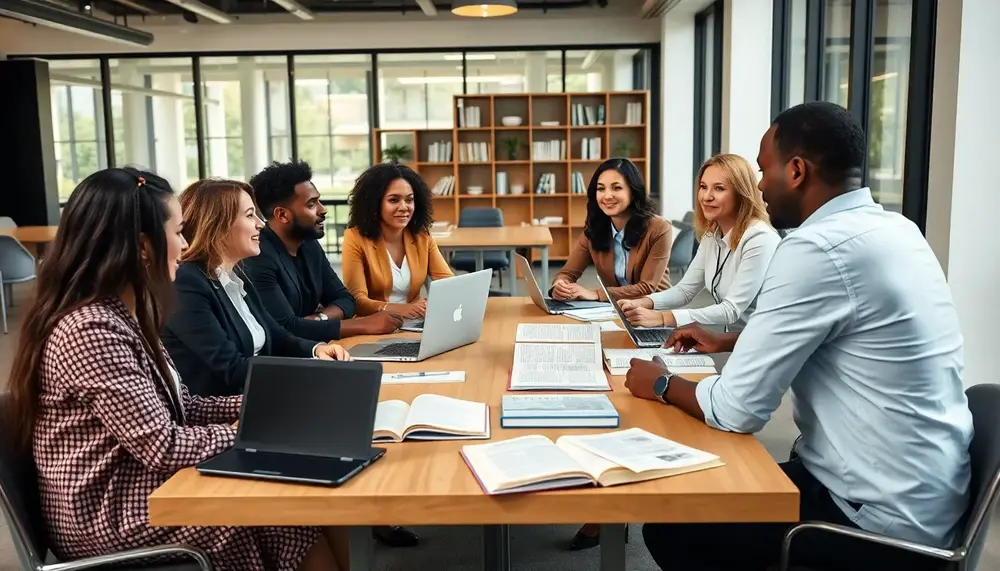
372, 90, 650, 261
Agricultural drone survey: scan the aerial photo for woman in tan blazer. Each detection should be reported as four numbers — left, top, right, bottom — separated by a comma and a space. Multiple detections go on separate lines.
342, 163, 454, 317
552, 158, 673, 304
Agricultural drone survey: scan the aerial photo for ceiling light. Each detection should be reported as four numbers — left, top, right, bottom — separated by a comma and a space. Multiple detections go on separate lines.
160, 0, 231, 23
0, 0, 153, 45
270, 0, 314, 20
451, 0, 517, 17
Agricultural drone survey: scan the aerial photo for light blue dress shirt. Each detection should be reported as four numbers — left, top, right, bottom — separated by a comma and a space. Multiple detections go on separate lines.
611, 225, 629, 286
694, 188, 973, 548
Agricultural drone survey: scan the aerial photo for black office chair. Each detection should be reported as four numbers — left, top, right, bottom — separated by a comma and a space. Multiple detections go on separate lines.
449, 208, 510, 288
0, 395, 213, 570
780, 383, 1000, 571
668, 223, 696, 280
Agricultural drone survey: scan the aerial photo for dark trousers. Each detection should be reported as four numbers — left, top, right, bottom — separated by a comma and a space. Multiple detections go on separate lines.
642, 459, 947, 571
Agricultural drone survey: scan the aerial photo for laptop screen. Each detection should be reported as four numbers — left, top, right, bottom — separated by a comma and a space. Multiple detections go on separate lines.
235, 358, 381, 460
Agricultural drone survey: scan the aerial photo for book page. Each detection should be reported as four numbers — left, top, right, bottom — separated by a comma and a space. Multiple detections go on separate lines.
603, 349, 716, 371
373, 400, 410, 441
405, 394, 487, 437
515, 323, 600, 343
461, 435, 591, 492
515, 342, 601, 365
555, 436, 619, 481
563, 428, 720, 474
509, 363, 610, 390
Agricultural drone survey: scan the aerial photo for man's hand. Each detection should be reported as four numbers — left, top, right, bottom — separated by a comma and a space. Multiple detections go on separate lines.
623, 306, 665, 327
665, 325, 738, 353
356, 311, 404, 335
385, 301, 426, 319
624, 356, 670, 401
619, 297, 654, 311
315, 343, 350, 361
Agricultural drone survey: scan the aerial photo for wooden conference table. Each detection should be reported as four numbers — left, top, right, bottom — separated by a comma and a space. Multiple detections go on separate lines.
0, 225, 58, 256
148, 298, 798, 571
434, 226, 554, 296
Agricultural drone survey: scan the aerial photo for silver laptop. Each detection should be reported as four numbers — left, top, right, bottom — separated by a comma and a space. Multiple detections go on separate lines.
350, 269, 492, 362
514, 254, 608, 315
597, 273, 672, 348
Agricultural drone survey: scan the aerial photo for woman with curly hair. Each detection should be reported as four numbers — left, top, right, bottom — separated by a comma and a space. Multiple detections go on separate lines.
341, 163, 454, 318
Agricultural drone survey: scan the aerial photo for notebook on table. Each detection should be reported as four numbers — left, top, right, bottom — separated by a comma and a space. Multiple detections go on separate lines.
373, 394, 490, 442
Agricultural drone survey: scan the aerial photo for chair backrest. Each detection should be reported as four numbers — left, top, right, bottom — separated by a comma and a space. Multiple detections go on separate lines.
958, 383, 1000, 569
668, 225, 695, 268
458, 207, 503, 229
0, 394, 49, 569
0, 217, 17, 229
0, 235, 36, 281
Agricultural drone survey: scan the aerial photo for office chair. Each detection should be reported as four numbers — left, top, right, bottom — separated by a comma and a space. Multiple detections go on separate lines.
780, 383, 1000, 571
0, 235, 37, 333
449, 207, 510, 288
0, 395, 214, 570
668, 224, 695, 280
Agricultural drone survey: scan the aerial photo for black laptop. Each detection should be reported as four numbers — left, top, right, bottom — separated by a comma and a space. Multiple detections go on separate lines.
197, 357, 386, 487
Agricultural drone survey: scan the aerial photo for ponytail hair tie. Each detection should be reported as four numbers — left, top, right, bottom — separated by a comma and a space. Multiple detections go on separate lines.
136, 176, 146, 189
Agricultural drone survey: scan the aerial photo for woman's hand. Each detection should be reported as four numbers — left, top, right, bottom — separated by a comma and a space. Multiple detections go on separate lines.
623, 306, 666, 328
552, 280, 599, 301
315, 343, 350, 361
618, 297, 654, 312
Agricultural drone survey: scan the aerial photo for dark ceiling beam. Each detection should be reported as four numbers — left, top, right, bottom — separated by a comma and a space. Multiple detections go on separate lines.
0, 0, 153, 44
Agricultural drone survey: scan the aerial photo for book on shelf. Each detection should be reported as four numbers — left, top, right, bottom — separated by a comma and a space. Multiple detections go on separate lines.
427, 141, 453, 163
625, 102, 644, 125
579, 137, 602, 160
534, 172, 557, 194
457, 99, 482, 128
509, 324, 609, 391
460, 427, 724, 495
571, 171, 587, 194
431, 175, 455, 196
532, 140, 566, 161
500, 394, 619, 428
374, 394, 490, 443
602, 349, 717, 376
496, 171, 509, 196
459, 142, 491, 163
571, 103, 606, 126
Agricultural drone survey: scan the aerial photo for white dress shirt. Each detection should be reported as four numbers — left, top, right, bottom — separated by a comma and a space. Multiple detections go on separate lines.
648, 219, 779, 330
694, 188, 973, 548
216, 267, 266, 356
387, 249, 411, 304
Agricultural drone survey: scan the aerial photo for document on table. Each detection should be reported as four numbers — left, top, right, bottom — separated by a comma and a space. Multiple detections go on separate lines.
509, 341, 609, 391
561, 307, 620, 322
602, 349, 716, 376
597, 321, 624, 332
515, 323, 601, 343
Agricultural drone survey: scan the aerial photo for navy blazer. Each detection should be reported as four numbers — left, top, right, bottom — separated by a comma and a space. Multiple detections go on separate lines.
242, 226, 356, 342
162, 262, 316, 397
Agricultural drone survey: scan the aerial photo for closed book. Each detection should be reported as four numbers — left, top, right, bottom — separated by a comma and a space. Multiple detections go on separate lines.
500, 394, 619, 428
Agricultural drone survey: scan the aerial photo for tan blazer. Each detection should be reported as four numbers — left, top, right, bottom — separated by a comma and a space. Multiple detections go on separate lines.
341, 226, 454, 316
554, 216, 673, 301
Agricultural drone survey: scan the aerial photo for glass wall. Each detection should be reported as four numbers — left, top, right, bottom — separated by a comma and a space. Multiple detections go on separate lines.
565, 49, 646, 93
823, 0, 852, 106
49, 59, 108, 201
465, 51, 529, 94
787, 0, 808, 107
378, 52, 462, 129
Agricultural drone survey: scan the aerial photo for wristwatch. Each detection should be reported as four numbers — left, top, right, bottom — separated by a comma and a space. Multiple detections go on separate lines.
653, 373, 674, 404
316, 312, 329, 321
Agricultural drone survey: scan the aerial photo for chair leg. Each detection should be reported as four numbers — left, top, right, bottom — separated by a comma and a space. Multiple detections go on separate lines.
1, 281, 7, 335
498, 269, 503, 288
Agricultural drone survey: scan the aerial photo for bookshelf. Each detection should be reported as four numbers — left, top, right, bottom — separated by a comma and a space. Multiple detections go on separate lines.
371, 90, 649, 261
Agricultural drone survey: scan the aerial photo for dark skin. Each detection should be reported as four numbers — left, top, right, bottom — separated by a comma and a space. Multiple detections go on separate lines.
268, 181, 403, 336
625, 124, 861, 419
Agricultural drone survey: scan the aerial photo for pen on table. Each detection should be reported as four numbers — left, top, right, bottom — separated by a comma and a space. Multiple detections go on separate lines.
386, 371, 452, 379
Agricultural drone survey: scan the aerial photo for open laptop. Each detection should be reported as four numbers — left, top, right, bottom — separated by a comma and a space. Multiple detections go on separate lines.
514, 253, 608, 315
197, 357, 386, 486
597, 274, 672, 348
350, 269, 492, 362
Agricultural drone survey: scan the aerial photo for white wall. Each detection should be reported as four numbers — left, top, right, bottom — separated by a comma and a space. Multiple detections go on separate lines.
0, 11, 660, 55
659, 13, 696, 221
928, 0, 1000, 386
719, 0, 772, 164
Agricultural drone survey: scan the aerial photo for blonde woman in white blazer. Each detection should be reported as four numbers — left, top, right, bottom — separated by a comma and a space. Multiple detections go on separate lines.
621, 153, 780, 332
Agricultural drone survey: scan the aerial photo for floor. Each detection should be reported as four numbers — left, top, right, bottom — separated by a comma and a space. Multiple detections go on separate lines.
1, 266, 998, 571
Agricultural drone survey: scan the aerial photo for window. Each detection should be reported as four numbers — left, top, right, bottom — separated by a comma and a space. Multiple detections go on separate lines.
49, 59, 108, 201
823, 0, 852, 106
378, 52, 462, 129
565, 49, 648, 93
109, 57, 198, 191
694, 1, 724, 173
464, 51, 529, 94
293, 54, 371, 199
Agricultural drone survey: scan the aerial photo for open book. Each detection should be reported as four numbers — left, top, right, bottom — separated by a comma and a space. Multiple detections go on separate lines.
461, 427, 723, 494
374, 394, 490, 443
603, 349, 717, 376
509, 323, 609, 391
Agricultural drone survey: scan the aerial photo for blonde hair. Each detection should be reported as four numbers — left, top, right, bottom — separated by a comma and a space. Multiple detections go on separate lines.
179, 178, 257, 272
693, 154, 771, 250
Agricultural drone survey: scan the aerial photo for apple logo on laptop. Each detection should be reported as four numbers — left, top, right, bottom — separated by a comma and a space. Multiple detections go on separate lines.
453, 304, 463, 322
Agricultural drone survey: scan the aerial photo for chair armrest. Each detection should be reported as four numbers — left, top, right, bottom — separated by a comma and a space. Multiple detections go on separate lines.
43, 543, 212, 571
779, 521, 961, 571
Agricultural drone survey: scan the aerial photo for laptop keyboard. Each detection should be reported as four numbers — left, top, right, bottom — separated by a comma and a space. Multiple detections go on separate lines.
634, 328, 668, 344
546, 299, 576, 311
374, 342, 421, 357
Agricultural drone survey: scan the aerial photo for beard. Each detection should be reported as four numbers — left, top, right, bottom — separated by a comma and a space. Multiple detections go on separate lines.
289, 217, 325, 241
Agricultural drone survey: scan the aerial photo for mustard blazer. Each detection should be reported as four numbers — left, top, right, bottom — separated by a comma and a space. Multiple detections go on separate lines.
341, 226, 454, 316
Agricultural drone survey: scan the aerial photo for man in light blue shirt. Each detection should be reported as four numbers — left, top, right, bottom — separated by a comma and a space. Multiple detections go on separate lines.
611, 224, 629, 286
628, 102, 972, 571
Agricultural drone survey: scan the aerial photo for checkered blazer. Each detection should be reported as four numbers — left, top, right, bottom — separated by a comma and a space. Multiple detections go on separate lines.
33, 297, 319, 571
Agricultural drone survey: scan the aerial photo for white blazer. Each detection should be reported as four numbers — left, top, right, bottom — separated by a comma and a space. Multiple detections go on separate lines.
648, 219, 780, 331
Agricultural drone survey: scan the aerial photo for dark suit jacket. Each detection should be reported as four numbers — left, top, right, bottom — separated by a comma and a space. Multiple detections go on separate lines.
163, 262, 316, 397
243, 226, 356, 341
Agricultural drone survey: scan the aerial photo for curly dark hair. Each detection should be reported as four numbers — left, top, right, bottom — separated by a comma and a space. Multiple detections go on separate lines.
772, 101, 865, 188
347, 163, 434, 240
583, 158, 658, 252
248, 160, 313, 220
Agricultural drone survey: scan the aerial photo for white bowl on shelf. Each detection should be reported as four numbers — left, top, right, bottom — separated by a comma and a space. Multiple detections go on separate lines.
510, 184, 525, 195
541, 216, 564, 225
467, 186, 484, 195
501, 116, 523, 127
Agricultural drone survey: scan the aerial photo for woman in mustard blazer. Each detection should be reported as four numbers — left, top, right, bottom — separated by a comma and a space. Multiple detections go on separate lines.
342, 163, 454, 318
